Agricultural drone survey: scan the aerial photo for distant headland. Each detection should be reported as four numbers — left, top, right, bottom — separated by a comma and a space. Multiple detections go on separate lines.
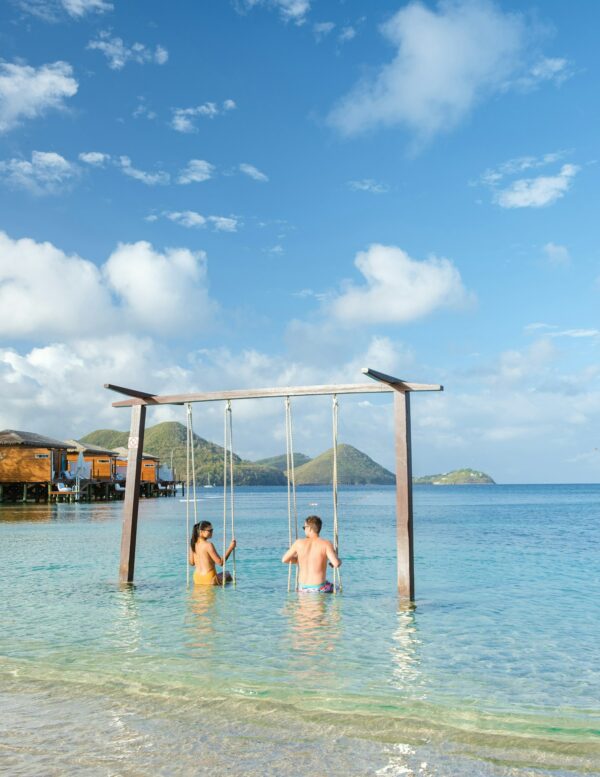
413, 468, 495, 485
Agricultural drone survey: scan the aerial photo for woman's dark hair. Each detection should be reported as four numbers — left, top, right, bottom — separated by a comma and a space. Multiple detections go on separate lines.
190, 521, 213, 549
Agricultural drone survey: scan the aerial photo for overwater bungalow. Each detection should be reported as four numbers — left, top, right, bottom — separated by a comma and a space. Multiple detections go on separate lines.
113, 447, 161, 497
0, 429, 70, 503
64, 440, 117, 481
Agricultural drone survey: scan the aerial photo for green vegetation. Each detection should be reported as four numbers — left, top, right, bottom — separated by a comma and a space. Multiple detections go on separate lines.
255, 452, 312, 471
81, 425, 400, 485
293, 444, 395, 485
80, 429, 128, 450
413, 468, 495, 485
82, 422, 286, 486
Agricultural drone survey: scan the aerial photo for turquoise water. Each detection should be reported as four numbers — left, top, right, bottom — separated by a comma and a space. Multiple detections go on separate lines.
1, 485, 599, 776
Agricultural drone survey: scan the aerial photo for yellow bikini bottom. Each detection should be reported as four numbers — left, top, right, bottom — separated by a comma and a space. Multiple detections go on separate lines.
194, 569, 218, 586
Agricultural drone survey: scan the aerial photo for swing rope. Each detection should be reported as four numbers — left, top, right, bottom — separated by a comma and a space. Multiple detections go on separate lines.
185, 403, 198, 588
285, 396, 298, 592
222, 400, 236, 587
331, 394, 342, 593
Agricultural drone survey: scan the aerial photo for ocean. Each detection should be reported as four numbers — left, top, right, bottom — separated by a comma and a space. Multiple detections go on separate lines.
1, 484, 599, 776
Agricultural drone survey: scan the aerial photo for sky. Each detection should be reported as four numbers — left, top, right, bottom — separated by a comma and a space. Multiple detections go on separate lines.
1, 0, 599, 483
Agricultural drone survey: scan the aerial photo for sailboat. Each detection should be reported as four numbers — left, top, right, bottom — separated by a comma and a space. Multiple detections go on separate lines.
204, 474, 215, 488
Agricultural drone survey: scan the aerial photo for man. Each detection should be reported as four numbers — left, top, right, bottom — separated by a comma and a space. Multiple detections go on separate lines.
282, 515, 341, 593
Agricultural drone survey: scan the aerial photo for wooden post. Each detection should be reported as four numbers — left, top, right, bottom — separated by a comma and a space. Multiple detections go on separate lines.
119, 404, 146, 583
394, 390, 414, 600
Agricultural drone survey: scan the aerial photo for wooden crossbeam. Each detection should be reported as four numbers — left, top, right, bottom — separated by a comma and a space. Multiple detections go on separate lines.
106, 370, 442, 408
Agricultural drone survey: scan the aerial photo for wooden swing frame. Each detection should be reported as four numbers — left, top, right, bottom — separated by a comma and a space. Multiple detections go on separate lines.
105, 367, 442, 599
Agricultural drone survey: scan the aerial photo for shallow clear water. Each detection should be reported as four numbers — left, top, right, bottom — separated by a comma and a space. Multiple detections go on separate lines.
1, 485, 599, 776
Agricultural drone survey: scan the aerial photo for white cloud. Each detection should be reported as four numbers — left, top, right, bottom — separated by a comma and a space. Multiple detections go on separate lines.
119, 156, 170, 185
87, 32, 168, 70
239, 0, 310, 25
208, 216, 238, 232
0, 61, 78, 133
78, 151, 110, 166
0, 231, 215, 340
328, 243, 472, 324
165, 211, 207, 228
495, 163, 579, 208
479, 151, 568, 186
338, 26, 356, 43
549, 329, 600, 339
16, 0, 112, 20
239, 162, 268, 182
104, 242, 214, 332
132, 97, 157, 120
161, 211, 239, 232
0, 336, 158, 438
62, 0, 112, 16
328, 0, 528, 142
0, 150, 79, 194
313, 21, 335, 40
177, 159, 215, 184
171, 100, 236, 133
347, 179, 389, 194
516, 57, 573, 89
0, 232, 113, 337
543, 242, 571, 266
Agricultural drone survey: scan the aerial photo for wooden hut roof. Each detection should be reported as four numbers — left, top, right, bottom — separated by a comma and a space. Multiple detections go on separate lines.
0, 429, 70, 449
113, 446, 159, 460
64, 439, 118, 456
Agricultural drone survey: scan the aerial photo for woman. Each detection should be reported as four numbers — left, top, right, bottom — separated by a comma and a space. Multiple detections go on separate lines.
189, 521, 236, 585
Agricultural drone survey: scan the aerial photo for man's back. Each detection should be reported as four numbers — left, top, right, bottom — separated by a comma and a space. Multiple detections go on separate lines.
295, 537, 335, 585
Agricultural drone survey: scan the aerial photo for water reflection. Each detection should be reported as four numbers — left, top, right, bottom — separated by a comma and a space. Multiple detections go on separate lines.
0, 502, 118, 523
389, 600, 423, 693
284, 593, 342, 658
186, 585, 218, 650
113, 584, 141, 654
0, 504, 54, 522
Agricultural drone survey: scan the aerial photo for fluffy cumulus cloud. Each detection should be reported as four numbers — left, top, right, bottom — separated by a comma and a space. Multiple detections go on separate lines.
171, 100, 236, 133
328, 0, 532, 142
239, 162, 268, 182
0, 336, 158, 438
328, 244, 471, 324
0, 150, 79, 194
177, 159, 215, 184
78, 151, 110, 166
104, 241, 214, 331
87, 32, 168, 70
0, 61, 78, 133
0, 231, 215, 339
495, 163, 579, 208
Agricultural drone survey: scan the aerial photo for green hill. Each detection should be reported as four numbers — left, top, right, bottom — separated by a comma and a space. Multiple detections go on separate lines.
81, 422, 286, 486
293, 444, 395, 485
254, 452, 312, 471
80, 429, 128, 450
413, 468, 495, 485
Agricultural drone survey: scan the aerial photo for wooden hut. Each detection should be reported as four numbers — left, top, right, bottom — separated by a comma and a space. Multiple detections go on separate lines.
113, 446, 160, 496
64, 440, 117, 481
113, 447, 160, 483
0, 430, 70, 502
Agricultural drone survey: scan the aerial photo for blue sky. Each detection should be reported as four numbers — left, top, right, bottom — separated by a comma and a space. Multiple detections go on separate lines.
1, 0, 599, 482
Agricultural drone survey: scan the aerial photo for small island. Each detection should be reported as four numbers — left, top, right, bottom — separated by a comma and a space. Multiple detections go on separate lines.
413, 468, 495, 485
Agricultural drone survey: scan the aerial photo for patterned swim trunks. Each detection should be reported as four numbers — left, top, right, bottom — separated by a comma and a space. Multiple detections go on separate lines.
298, 581, 334, 593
